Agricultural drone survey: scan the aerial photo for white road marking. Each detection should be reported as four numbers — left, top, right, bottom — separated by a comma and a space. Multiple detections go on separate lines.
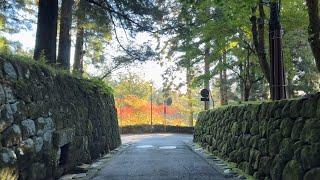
159, 146, 176, 149
136, 145, 154, 149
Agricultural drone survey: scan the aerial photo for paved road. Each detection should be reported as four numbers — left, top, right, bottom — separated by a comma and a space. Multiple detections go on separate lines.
93, 134, 228, 180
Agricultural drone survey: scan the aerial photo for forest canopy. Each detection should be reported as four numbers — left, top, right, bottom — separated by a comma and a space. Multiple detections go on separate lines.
0, 0, 319, 126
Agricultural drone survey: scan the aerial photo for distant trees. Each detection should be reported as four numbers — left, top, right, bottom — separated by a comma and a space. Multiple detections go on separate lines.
30, 0, 164, 74
113, 74, 197, 127
161, 0, 319, 106
0, 0, 35, 53
1, 0, 320, 106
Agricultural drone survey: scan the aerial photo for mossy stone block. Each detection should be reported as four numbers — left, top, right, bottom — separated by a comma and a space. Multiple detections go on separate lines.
291, 118, 305, 141
259, 119, 268, 138
270, 154, 289, 180
301, 118, 320, 143
280, 118, 294, 138
282, 160, 304, 180
280, 138, 294, 160
259, 156, 272, 176
269, 130, 282, 156
250, 121, 259, 135
300, 98, 317, 118
289, 99, 304, 118
304, 168, 320, 180
301, 143, 320, 170
258, 138, 269, 156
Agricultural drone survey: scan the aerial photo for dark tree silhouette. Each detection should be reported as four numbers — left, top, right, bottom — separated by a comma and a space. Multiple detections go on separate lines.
34, 0, 58, 63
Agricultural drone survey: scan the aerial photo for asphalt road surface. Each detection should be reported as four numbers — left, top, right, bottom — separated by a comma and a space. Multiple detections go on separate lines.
92, 134, 229, 180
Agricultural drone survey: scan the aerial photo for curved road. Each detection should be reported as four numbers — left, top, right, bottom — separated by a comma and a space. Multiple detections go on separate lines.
92, 134, 229, 180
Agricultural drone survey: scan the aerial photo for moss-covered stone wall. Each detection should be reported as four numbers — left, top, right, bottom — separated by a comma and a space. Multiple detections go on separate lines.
120, 125, 194, 134
0, 58, 121, 179
194, 94, 320, 180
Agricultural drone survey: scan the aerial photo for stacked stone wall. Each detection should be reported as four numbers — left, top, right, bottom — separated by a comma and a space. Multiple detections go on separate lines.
194, 94, 320, 180
0, 58, 121, 179
120, 125, 193, 134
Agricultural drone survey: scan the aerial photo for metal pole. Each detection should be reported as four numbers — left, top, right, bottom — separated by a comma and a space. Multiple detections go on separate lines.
204, 101, 209, 110
164, 102, 167, 132
150, 84, 153, 127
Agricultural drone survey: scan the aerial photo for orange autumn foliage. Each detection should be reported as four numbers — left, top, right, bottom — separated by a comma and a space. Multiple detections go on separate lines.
116, 95, 188, 127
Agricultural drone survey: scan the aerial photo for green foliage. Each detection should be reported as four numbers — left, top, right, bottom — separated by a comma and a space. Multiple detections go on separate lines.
162, 0, 319, 104
0, 0, 35, 34
113, 73, 153, 99
85, 77, 114, 95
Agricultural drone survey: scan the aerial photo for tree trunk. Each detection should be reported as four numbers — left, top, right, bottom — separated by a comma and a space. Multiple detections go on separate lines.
73, 0, 85, 74
306, 0, 320, 72
239, 62, 245, 101
287, 76, 294, 98
219, 69, 225, 105
73, 27, 84, 74
57, 0, 74, 69
244, 50, 251, 101
220, 53, 228, 105
269, 1, 286, 100
223, 64, 228, 104
186, 67, 193, 127
244, 86, 250, 101
34, 0, 58, 63
204, 46, 210, 110
250, 4, 271, 83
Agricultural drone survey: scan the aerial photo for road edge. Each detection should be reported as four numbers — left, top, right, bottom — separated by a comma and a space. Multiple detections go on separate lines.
183, 140, 246, 180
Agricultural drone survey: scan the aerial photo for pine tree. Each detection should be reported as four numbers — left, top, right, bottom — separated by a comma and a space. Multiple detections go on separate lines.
57, 0, 74, 68
306, 0, 320, 72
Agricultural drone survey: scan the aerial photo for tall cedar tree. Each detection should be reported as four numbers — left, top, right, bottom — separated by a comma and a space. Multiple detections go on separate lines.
186, 67, 194, 126
250, 3, 271, 83
34, 0, 58, 63
204, 46, 210, 109
306, 0, 320, 72
58, 0, 74, 68
73, 0, 86, 74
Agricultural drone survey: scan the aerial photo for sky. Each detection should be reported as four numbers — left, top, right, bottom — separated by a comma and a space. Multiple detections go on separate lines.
6, 24, 186, 91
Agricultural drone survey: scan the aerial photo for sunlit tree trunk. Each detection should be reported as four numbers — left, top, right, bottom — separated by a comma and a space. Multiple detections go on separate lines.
251, 3, 271, 82
186, 67, 193, 127
222, 64, 228, 104
73, 0, 85, 74
239, 62, 245, 101
244, 48, 253, 101
219, 52, 228, 105
34, 0, 58, 63
287, 76, 294, 98
306, 0, 320, 72
204, 46, 210, 110
58, 0, 74, 69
